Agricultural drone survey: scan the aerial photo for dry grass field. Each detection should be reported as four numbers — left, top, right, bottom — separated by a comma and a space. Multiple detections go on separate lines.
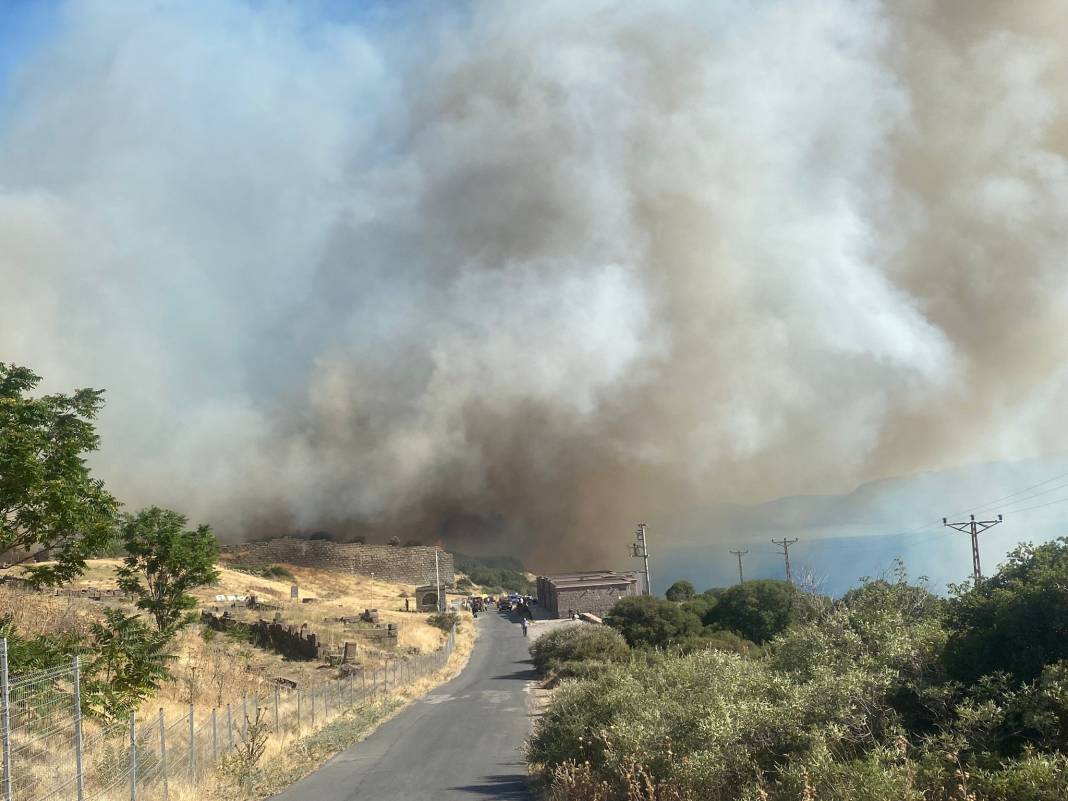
0, 558, 479, 801
0, 559, 472, 716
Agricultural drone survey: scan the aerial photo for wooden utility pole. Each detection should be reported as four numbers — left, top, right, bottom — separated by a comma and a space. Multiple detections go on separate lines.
943, 514, 1003, 582
729, 549, 748, 584
770, 538, 799, 583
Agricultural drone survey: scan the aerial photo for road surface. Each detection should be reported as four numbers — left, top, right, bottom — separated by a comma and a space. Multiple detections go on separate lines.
271, 610, 535, 801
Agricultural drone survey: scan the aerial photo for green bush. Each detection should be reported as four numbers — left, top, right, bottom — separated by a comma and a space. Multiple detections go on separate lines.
664, 580, 696, 602
529, 625, 629, 676
704, 578, 803, 644
944, 537, 1068, 684
530, 572, 954, 801
603, 595, 702, 648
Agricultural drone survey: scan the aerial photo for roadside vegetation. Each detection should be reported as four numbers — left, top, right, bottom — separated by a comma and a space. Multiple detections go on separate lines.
529, 542, 1068, 801
454, 553, 535, 595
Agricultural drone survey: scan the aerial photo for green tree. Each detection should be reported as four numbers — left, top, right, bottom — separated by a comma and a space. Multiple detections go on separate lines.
117, 507, 219, 632
664, 579, 696, 602
944, 537, 1068, 684
0, 364, 119, 586
0, 613, 81, 672
84, 608, 175, 719
706, 579, 800, 644
604, 595, 702, 648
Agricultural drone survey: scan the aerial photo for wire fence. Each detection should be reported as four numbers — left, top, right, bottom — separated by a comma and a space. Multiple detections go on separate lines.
0, 626, 456, 801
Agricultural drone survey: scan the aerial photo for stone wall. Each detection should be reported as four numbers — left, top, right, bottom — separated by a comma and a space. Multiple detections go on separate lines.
201, 611, 325, 660
553, 585, 633, 619
220, 538, 455, 586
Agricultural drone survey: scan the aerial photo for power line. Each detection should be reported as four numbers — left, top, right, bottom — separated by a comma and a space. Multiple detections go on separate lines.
945, 468, 1068, 518
966, 478, 1068, 516
1000, 494, 1068, 515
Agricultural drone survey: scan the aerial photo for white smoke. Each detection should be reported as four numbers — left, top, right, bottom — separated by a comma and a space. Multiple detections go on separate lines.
2, 0, 1067, 567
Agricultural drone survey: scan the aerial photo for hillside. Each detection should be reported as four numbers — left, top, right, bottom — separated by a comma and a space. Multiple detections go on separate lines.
0, 559, 465, 717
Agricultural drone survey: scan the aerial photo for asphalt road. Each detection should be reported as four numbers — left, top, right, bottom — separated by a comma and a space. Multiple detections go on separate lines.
271, 610, 535, 801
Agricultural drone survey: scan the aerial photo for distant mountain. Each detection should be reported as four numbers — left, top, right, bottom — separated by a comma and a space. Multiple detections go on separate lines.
655, 455, 1068, 596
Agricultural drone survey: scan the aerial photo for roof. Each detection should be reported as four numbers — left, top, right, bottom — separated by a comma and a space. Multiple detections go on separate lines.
552, 580, 634, 590
540, 571, 638, 591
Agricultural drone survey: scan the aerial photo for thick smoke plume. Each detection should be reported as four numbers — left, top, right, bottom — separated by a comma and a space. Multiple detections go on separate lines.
2, 0, 1067, 569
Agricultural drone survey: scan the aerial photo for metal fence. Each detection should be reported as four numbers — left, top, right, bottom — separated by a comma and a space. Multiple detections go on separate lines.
0, 627, 456, 801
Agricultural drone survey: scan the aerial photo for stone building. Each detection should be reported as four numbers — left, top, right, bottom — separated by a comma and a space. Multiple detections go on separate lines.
413, 585, 443, 612
536, 571, 641, 619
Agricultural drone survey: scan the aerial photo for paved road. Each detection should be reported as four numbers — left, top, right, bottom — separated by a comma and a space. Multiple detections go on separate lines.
272, 610, 535, 801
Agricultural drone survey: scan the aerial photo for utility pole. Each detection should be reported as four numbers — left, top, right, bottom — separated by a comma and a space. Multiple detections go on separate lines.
729, 549, 748, 584
631, 523, 652, 596
943, 514, 1002, 582
770, 538, 799, 583
434, 549, 442, 612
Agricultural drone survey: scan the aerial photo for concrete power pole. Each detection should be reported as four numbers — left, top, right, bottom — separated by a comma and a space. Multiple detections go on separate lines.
729, 549, 748, 584
771, 538, 799, 583
632, 523, 652, 596
943, 514, 1003, 583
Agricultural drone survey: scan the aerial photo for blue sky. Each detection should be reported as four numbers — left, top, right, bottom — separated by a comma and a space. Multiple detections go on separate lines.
0, 0, 59, 92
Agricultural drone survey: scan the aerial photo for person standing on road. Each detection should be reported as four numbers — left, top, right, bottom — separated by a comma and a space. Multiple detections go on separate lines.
521, 618, 528, 637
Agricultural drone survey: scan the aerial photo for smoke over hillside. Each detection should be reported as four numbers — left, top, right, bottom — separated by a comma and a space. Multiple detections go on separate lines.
2, 1, 1067, 569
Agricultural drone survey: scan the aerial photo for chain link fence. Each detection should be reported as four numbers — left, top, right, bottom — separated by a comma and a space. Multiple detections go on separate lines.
0, 626, 456, 801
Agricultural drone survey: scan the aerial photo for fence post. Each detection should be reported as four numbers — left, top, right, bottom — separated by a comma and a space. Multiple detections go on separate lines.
241, 696, 247, 739
188, 704, 195, 783
311, 686, 316, 727
158, 709, 169, 801
128, 712, 137, 801
73, 655, 85, 801
273, 686, 280, 734
226, 704, 233, 750
296, 689, 301, 735
211, 708, 217, 764
1, 638, 12, 801
348, 672, 353, 706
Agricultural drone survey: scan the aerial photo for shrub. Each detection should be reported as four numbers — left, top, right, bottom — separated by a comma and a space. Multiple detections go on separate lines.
427, 611, 460, 633
679, 594, 717, 621
664, 580, 696, 602
262, 564, 295, 581
944, 537, 1068, 684
530, 572, 957, 801
530, 625, 629, 676
603, 595, 702, 648
704, 578, 802, 644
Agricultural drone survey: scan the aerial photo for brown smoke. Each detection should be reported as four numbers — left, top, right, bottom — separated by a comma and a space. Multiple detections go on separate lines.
1, 1, 1067, 571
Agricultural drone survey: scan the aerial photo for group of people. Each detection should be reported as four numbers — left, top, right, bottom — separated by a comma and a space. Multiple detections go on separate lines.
461, 593, 540, 634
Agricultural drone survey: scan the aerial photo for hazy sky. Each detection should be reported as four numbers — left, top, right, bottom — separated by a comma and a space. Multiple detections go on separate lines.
2, 1, 1067, 585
